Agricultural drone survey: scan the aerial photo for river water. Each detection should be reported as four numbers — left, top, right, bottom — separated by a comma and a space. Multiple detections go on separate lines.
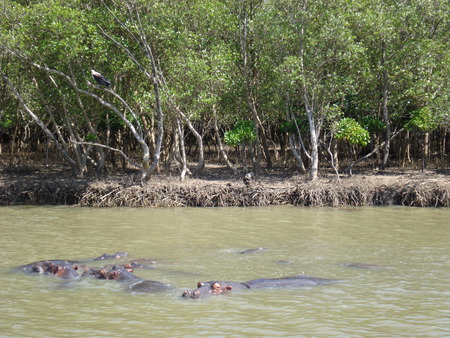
0, 206, 448, 336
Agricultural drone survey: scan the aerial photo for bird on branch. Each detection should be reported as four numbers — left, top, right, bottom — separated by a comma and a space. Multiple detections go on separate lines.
91, 69, 111, 87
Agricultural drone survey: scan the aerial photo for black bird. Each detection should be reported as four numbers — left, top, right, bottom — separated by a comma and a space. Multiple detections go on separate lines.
91, 69, 111, 87
243, 172, 253, 188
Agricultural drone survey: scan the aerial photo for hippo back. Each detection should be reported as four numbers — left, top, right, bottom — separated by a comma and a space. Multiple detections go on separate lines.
244, 275, 337, 289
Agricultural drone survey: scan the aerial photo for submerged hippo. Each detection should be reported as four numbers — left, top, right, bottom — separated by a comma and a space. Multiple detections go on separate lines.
15, 252, 129, 280
16, 252, 129, 273
92, 252, 128, 261
182, 275, 337, 299
102, 261, 157, 271
81, 267, 172, 292
81, 267, 139, 281
14, 254, 171, 292
239, 248, 267, 254
343, 263, 385, 269
182, 281, 249, 298
15, 260, 80, 279
129, 280, 173, 292
16, 260, 77, 273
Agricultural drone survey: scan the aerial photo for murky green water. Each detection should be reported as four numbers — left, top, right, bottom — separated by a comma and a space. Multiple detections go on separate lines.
0, 206, 448, 336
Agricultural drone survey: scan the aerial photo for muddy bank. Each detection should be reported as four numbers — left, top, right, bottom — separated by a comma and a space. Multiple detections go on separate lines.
1, 169, 448, 207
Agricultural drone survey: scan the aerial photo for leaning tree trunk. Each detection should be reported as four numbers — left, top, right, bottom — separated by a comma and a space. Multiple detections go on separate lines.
2, 72, 80, 175
288, 133, 306, 173
99, 5, 164, 180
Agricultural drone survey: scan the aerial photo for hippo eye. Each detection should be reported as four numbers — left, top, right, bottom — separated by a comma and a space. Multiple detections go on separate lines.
211, 283, 222, 290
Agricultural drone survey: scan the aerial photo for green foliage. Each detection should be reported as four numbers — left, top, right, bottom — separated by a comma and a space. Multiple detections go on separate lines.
84, 133, 98, 142
279, 117, 308, 134
0, 113, 14, 130
360, 117, 386, 134
405, 107, 438, 132
1, 0, 449, 172
224, 121, 257, 147
335, 117, 370, 146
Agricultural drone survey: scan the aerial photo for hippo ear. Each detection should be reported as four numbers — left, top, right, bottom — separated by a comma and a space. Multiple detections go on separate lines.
197, 281, 204, 287
73, 265, 78, 270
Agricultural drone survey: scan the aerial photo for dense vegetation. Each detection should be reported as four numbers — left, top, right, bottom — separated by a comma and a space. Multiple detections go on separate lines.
1, 0, 449, 181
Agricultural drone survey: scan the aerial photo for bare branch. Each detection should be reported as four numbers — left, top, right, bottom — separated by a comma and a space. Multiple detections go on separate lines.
71, 141, 141, 169
1, 71, 77, 169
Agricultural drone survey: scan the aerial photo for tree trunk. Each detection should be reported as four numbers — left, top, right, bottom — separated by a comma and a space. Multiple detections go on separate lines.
2, 72, 79, 175
381, 53, 391, 170
288, 133, 306, 173
174, 116, 188, 180
212, 106, 237, 175
401, 130, 411, 167
306, 104, 319, 180
239, 4, 272, 172
169, 103, 204, 176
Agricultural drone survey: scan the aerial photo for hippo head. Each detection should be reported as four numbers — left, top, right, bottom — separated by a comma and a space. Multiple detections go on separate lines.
107, 269, 138, 281
94, 252, 128, 260
182, 281, 248, 299
31, 263, 45, 274
54, 265, 79, 279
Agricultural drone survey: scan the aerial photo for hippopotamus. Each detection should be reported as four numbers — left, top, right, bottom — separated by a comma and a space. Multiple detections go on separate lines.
16, 252, 129, 273
239, 248, 267, 254
14, 254, 173, 292
129, 280, 173, 292
15, 260, 80, 279
16, 260, 77, 273
92, 252, 128, 261
52, 265, 79, 279
80, 267, 138, 281
343, 263, 385, 269
102, 261, 156, 271
182, 275, 337, 299
80, 267, 172, 292
182, 281, 249, 298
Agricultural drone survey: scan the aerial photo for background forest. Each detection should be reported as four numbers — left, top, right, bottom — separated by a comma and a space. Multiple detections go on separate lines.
1, 0, 449, 181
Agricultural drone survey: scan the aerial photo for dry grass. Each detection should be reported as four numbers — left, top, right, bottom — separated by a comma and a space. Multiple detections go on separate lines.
1, 166, 449, 207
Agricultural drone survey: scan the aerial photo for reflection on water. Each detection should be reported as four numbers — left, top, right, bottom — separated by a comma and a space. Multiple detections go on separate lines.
0, 206, 449, 336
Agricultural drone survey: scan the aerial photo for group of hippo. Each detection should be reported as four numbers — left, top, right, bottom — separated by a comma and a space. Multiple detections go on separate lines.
15, 251, 382, 299
15, 252, 172, 293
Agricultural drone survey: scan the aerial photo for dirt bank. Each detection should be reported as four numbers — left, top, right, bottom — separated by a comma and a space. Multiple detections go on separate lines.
1, 165, 448, 207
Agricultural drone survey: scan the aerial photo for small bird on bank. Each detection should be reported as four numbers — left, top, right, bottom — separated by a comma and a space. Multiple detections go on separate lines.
243, 172, 254, 188
91, 69, 111, 87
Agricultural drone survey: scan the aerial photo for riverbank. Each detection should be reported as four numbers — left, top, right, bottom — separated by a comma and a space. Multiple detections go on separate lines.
1, 165, 448, 207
